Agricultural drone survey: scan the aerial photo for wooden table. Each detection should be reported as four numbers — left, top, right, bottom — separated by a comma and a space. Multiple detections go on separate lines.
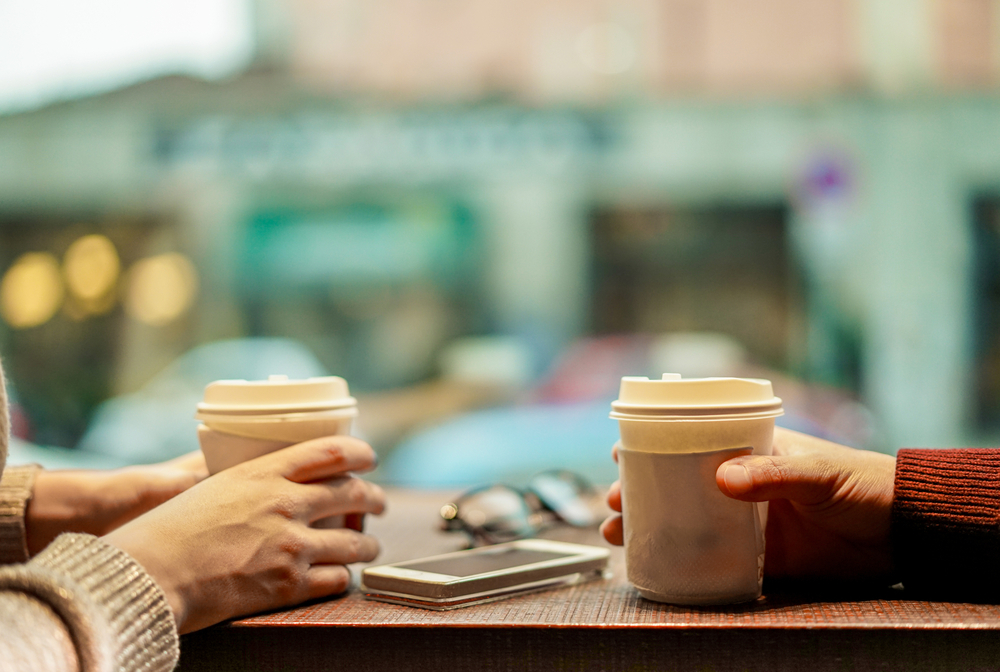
180, 490, 1000, 671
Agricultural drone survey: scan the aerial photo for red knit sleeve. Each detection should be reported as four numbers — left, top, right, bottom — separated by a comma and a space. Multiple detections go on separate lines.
891, 448, 1000, 600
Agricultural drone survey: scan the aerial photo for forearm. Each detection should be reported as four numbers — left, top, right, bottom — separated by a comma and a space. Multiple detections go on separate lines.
24, 461, 205, 557
25, 470, 114, 555
3, 465, 122, 559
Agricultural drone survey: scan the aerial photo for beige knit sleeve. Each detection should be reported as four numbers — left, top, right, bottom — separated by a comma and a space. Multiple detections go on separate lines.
0, 463, 41, 564
0, 533, 179, 672
0, 590, 80, 672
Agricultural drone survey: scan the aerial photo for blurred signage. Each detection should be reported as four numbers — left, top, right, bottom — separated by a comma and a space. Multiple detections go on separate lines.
241, 209, 462, 290
153, 112, 609, 181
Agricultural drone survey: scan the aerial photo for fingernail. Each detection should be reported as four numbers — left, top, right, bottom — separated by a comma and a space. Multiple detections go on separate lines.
723, 465, 752, 494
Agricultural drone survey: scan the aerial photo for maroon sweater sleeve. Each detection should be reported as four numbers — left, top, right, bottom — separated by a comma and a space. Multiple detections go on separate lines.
891, 448, 1000, 600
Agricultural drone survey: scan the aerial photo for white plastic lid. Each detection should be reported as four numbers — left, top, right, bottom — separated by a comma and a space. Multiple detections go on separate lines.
610, 373, 782, 419
197, 375, 357, 414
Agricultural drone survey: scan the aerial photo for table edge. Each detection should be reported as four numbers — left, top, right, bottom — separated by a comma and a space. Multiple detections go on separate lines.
222, 621, 1000, 631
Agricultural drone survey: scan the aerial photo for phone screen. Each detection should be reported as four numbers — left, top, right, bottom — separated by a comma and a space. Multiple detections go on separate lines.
398, 547, 574, 577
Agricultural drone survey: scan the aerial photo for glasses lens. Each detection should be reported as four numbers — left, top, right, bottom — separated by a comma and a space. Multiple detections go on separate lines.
527, 471, 597, 527
453, 485, 536, 543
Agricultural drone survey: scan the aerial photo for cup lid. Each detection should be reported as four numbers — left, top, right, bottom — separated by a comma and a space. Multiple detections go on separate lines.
197, 375, 357, 414
610, 373, 783, 419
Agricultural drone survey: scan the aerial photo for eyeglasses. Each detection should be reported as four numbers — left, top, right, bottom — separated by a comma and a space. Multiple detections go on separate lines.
439, 470, 599, 546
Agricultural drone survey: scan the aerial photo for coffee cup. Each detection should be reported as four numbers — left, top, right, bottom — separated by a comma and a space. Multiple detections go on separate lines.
610, 373, 783, 605
196, 374, 359, 527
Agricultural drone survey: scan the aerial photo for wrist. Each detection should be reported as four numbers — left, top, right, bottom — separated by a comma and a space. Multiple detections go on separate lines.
103, 524, 190, 632
26, 470, 110, 554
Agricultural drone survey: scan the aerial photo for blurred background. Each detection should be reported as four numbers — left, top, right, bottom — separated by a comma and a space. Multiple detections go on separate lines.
1, 0, 999, 486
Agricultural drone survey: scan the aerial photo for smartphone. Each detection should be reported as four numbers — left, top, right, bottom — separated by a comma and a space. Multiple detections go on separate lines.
362, 539, 610, 610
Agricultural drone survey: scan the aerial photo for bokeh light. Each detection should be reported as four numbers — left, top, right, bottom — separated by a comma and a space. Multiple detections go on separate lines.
124, 253, 198, 326
63, 234, 120, 305
0, 252, 65, 328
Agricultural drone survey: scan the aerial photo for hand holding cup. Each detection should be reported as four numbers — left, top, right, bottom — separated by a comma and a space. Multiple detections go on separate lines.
104, 435, 386, 633
715, 426, 895, 581
196, 374, 361, 528
603, 426, 897, 583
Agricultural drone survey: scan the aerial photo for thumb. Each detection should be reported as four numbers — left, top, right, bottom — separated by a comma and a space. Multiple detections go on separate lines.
716, 454, 838, 506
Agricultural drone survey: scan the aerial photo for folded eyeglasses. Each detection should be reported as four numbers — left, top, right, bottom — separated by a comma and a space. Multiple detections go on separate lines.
439, 470, 600, 546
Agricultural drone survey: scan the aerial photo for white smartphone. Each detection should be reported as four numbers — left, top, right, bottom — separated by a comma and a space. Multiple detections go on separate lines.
362, 539, 610, 610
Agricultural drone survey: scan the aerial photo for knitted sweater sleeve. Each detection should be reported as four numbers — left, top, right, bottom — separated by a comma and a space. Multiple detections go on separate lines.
891, 448, 1000, 600
1, 459, 179, 671
0, 463, 41, 564
0, 533, 180, 672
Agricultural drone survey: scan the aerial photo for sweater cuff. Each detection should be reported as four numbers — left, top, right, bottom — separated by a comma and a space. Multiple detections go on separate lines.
0, 533, 179, 672
0, 463, 41, 564
892, 448, 1000, 599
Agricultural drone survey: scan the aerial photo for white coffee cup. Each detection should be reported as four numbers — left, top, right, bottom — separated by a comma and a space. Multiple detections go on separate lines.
196, 374, 359, 527
610, 373, 783, 605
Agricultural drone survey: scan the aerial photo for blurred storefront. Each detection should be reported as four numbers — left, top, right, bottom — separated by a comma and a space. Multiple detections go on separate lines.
3, 0, 1000, 456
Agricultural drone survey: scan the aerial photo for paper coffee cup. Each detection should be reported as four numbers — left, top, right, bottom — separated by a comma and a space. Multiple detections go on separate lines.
196, 374, 359, 528
610, 373, 783, 605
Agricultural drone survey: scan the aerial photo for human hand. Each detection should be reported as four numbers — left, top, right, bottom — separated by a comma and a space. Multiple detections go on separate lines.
600, 427, 897, 581
103, 435, 386, 633
715, 427, 895, 581
26, 451, 209, 555
598, 451, 624, 547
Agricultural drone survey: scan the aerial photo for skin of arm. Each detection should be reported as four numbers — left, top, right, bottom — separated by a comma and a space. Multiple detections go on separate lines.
25, 452, 208, 556
601, 426, 897, 581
